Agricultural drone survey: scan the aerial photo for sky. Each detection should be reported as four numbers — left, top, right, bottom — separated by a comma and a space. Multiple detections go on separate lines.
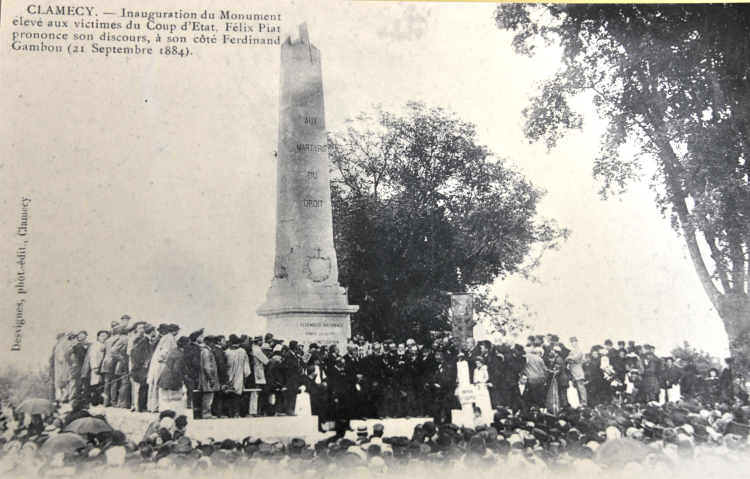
0, 0, 729, 369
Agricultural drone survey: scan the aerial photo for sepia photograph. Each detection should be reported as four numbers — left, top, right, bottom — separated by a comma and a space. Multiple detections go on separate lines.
1, 1, 750, 477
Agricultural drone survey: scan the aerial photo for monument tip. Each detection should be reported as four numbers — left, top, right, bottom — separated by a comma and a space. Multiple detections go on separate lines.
299, 23, 310, 44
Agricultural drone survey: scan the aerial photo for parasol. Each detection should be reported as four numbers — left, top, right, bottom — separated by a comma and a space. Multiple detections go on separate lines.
64, 417, 113, 435
40, 433, 87, 457
594, 438, 651, 467
16, 398, 56, 416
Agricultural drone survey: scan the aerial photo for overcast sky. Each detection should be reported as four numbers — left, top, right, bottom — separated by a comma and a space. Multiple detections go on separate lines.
0, 0, 729, 368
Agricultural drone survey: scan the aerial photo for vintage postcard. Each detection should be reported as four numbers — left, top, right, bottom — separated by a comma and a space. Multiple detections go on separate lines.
1, 1, 749, 477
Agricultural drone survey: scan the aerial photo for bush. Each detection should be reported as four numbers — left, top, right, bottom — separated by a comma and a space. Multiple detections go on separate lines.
671, 341, 721, 374
0, 365, 53, 407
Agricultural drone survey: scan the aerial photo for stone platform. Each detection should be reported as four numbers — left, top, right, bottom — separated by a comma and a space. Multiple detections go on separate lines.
99, 408, 447, 444
101, 407, 321, 443
186, 415, 320, 443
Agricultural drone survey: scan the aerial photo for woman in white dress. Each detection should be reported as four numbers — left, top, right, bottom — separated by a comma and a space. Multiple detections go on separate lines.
473, 357, 495, 426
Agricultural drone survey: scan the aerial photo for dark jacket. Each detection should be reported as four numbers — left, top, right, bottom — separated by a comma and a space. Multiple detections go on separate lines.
184, 342, 202, 391
158, 347, 187, 391
130, 335, 153, 384
211, 344, 229, 384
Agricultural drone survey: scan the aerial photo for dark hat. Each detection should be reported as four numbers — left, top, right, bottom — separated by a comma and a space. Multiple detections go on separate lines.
144, 325, 155, 334
289, 438, 306, 451
121, 315, 131, 321
220, 439, 236, 450
157, 323, 170, 334
189, 329, 205, 341
309, 343, 319, 349
289, 340, 298, 350
252, 336, 263, 342
228, 334, 240, 344
168, 324, 180, 332
113, 326, 127, 335
96, 330, 110, 338
176, 336, 190, 348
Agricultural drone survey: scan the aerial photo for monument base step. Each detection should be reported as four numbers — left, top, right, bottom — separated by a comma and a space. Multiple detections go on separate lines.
186, 415, 320, 442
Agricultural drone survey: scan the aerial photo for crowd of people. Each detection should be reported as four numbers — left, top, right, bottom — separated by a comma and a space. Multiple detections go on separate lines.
49, 315, 742, 430
0, 315, 731, 476
2, 394, 750, 477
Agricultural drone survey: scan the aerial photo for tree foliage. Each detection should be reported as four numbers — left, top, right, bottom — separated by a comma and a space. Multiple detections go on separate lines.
671, 341, 720, 374
0, 365, 52, 407
329, 102, 566, 342
496, 4, 750, 367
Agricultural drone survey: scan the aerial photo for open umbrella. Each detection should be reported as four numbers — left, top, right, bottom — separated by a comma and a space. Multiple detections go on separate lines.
40, 433, 87, 457
594, 438, 651, 467
16, 398, 56, 416
64, 417, 112, 435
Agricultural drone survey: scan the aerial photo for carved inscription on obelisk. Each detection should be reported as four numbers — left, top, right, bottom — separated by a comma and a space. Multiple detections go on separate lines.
258, 24, 358, 349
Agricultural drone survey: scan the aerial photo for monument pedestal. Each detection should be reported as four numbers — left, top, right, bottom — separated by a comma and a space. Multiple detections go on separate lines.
264, 309, 356, 350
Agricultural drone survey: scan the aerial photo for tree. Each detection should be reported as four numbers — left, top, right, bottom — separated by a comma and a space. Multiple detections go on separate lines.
496, 4, 750, 368
329, 102, 566, 342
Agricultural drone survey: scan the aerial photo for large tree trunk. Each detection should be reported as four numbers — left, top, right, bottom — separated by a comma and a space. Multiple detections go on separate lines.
717, 292, 750, 371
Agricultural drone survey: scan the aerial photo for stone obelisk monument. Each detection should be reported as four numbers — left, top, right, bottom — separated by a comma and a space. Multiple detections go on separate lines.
258, 24, 358, 349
